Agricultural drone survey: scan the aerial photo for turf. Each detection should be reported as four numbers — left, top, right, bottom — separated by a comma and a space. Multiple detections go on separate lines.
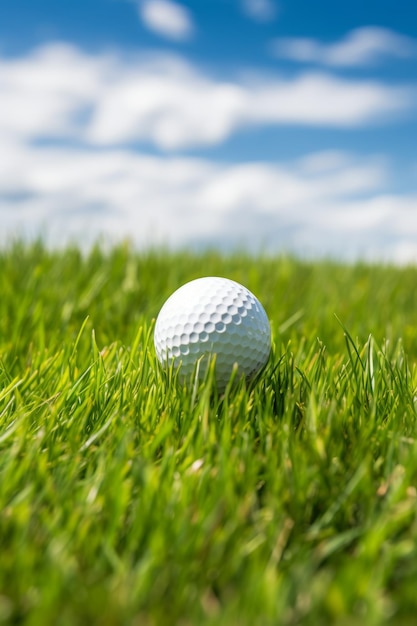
1, 241, 417, 625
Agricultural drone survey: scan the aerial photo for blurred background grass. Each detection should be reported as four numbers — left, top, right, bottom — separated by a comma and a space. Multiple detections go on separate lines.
2, 240, 417, 360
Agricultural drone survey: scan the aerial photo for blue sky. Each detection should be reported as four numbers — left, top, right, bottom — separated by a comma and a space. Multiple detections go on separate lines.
1, 0, 417, 260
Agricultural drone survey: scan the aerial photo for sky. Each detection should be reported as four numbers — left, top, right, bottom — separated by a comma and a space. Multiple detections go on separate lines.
1, 0, 417, 261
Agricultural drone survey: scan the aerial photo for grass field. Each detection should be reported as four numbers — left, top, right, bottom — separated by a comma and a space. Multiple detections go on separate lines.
1, 241, 417, 625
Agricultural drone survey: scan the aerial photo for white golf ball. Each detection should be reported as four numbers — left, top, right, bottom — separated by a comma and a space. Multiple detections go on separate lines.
154, 277, 271, 389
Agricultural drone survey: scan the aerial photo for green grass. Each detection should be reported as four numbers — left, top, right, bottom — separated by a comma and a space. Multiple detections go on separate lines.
1, 241, 417, 625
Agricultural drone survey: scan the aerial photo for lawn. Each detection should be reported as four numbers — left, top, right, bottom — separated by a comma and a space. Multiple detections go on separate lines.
1, 241, 417, 625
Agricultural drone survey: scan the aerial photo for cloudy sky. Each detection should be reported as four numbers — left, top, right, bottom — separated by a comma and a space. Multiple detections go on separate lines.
1, 0, 417, 261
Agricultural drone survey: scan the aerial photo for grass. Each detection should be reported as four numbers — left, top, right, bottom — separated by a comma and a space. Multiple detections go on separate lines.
1, 241, 417, 625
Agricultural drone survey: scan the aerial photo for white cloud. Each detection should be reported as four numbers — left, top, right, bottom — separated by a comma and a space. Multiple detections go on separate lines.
139, 0, 194, 41
1, 139, 417, 262
0, 43, 413, 153
1, 43, 417, 262
242, 0, 277, 22
271, 26, 417, 67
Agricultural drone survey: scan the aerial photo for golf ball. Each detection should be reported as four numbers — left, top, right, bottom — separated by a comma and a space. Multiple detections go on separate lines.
154, 277, 271, 389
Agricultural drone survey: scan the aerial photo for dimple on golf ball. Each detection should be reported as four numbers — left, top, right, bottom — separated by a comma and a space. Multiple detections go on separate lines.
154, 277, 271, 389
